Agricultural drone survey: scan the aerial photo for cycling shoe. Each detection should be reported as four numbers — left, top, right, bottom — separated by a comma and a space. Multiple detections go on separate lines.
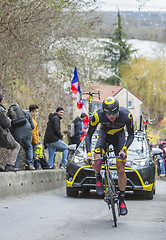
96, 174, 104, 196
119, 200, 128, 216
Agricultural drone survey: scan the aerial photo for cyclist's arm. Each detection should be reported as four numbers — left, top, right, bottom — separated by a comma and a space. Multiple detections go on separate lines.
123, 115, 134, 153
85, 125, 97, 157
85, 112, 100, 157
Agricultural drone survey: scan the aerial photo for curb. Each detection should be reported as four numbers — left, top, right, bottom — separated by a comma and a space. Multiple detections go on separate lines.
0, 169, 66, 199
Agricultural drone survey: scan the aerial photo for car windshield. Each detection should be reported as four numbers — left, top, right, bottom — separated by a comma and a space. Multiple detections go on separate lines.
72, 133, 98, 162
72, 132, 150, 166
127, 135, 149, 160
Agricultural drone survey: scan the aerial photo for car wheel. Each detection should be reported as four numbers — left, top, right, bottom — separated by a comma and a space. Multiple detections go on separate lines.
66, 187, 79, 197
153, 188, 156, 195
142, 187, 154, 200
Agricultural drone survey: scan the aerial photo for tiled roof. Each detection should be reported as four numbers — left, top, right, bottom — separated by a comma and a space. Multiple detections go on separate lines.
81, 82, 123, 103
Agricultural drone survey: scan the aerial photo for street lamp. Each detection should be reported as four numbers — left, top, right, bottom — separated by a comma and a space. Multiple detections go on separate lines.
114, 74, 128, 109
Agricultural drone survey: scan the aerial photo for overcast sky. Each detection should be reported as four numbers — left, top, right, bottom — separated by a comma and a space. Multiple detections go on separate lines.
98, 0, 166, 11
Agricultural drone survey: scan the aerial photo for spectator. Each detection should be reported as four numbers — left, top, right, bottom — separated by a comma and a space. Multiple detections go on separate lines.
34, 135, 49, 170
29, 104, 40, 166
156, 140, 161, 176
0, 93, 20, 171
29, 104, 49, 170
44, 107, 69, 169
7, 103, 35, 170
162, 141, 166, 176
69, 113, 87, 147
157, 139, 165, 177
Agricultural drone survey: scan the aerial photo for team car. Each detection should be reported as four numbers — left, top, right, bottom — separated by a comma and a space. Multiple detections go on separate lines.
66, 131, 160, 199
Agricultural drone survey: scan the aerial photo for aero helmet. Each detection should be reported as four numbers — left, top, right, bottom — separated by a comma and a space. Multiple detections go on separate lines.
102, 97, 119, 115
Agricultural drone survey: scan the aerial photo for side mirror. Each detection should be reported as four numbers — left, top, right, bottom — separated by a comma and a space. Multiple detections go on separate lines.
68, 144, 77, 152
150, 147, 163, 157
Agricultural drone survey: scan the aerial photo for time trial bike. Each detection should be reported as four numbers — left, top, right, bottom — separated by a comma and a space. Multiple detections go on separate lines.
89, 149, 122, 227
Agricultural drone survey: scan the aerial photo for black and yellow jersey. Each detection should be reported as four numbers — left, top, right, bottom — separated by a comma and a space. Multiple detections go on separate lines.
85, 106, 134, 155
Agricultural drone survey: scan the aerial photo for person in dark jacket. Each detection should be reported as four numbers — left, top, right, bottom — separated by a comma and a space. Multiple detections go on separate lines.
0, 93, 20, 171
70, 113, 87, 147
44, 107, 69, 169
8, 103, 35, 170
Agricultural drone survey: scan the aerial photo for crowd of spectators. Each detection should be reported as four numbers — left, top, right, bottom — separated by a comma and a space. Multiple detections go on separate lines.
156, 139, 166, 177
0, 93, 87, 172
150, 139, 166, 177
1, 92, 166, 175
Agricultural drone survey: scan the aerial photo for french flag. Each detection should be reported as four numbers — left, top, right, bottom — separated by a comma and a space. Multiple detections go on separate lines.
77, 84, 83, 109
71, 67, 83, 109
71, 66, 79, 94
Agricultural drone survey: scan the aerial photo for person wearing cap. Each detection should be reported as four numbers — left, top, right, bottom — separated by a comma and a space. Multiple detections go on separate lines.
44, 107, 69, 169
85, 96, 134, 216
0, 93, 20, 171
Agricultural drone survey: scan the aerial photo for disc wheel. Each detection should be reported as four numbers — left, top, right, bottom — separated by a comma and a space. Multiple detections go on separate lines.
106, 171, 117, 227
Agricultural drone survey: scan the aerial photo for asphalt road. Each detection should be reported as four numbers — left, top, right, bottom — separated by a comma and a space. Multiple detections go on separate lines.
0, 179, 166, 240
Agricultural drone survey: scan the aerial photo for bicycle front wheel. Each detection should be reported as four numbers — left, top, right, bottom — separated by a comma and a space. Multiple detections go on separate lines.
106, 170, 117, 227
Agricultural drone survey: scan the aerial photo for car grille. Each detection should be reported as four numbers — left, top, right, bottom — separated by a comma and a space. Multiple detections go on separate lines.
74, 168, 95, 183
73, 167, 142, 190
126, 171, 142, 186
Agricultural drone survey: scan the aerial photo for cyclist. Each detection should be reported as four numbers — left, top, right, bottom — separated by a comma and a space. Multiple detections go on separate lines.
85, 96, 134, 216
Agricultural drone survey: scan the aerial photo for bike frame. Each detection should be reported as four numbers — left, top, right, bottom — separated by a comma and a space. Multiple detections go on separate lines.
92, 153, 120, 227
102, 154, 119, 227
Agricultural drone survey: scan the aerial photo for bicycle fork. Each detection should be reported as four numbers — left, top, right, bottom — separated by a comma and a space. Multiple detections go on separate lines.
104, 169, 120, 215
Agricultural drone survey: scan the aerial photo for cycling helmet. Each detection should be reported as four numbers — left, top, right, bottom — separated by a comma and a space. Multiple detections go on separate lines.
102, 97, 119, 115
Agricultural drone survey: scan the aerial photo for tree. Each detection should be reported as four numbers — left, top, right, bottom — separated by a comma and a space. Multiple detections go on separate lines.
102, 10, 135, 85
0, 0, 100, 166
0, 0, 99, 137
0, 0, 98, 90
0, 0, 99, 98
121, 56, 166, 122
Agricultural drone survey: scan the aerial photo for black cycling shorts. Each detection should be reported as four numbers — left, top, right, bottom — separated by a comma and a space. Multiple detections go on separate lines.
94, 129, 125, 156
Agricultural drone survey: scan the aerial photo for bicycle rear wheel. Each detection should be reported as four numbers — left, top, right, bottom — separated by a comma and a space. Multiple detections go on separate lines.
105, 171, 117, 227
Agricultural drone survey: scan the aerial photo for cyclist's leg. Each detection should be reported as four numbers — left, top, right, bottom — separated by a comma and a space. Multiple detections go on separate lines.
116, 162, 127, 192
113, 131, 128, 215
93, 129, 107, 174
93, 130, 107, 195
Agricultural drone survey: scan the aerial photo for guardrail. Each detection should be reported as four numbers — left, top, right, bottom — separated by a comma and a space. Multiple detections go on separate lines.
0, 171, 165, 200
0, 169, 66, 199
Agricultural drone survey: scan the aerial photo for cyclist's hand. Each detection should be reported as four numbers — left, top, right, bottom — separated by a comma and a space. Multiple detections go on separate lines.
119, 149, 127, 159
84, 157, 92, 165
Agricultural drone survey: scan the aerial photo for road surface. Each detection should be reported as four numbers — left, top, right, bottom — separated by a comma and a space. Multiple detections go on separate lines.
0, 179, 166, 240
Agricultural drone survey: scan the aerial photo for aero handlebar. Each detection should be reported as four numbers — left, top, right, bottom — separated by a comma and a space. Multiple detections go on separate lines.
87, 153, 124, 164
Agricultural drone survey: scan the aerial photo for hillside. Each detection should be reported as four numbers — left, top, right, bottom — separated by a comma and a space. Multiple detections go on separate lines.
92, 11, 166, 42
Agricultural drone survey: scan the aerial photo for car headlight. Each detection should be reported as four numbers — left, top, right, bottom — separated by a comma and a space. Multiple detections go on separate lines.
73, 156, 85, 165
133, 158, 149, 167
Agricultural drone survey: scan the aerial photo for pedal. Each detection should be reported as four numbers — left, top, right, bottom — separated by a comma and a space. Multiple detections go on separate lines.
104, 196, 111, 204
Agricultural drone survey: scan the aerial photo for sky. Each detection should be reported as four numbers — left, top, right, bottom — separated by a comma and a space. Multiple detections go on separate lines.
98, 0, 166, 12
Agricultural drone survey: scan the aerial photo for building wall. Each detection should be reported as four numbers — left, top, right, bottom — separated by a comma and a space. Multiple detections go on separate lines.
115, 89, 142, 127
72, 88, 142, 128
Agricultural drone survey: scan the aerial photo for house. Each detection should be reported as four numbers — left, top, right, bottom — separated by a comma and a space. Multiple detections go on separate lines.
73, 82, 143, 127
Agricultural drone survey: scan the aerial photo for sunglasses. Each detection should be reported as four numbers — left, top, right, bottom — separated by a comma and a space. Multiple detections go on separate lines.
105, 111, 117, 116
